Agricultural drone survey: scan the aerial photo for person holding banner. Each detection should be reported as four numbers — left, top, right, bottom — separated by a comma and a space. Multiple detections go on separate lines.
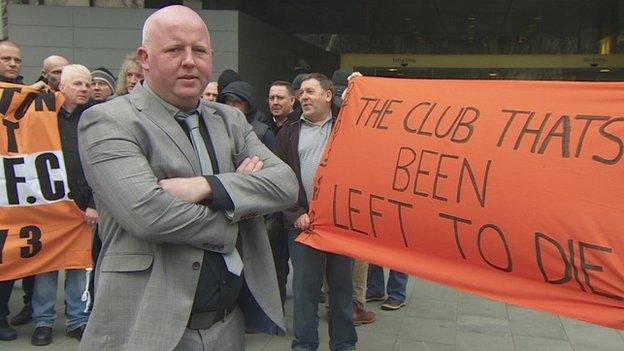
38, 55, 70, 92
29, 64, 96, 346
77, 5, 297, 351
0, 39, 35, 341
275, 73, 357, 351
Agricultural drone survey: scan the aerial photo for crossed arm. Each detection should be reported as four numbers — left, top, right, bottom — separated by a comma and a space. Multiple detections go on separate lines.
78, 104, 298, 251
158, 156, 264, 203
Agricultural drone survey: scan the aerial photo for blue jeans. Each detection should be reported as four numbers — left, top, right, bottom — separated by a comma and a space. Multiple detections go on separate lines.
289, 228, 357, 351
367, 265, 408, 302
32, 270, 89, 330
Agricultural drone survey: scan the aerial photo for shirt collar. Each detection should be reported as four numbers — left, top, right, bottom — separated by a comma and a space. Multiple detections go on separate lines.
143, 81, 201, 117
300, 111, 332, 127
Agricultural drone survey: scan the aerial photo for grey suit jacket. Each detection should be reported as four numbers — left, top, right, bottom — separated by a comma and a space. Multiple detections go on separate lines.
77, 83, 298, 351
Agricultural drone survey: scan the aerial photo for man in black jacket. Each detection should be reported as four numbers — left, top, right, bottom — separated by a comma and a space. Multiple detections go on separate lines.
264, 80, 298, 305
29, 64, 95, 346
267, 80, 298, 135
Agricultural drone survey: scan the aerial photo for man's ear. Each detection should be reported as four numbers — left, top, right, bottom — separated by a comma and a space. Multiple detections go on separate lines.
137, 47, 149, 72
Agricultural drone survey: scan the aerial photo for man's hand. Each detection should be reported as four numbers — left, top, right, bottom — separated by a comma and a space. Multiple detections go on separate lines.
159, 176, 212, 203
237, 156, 263, 174
342, 72, 363, 100
347, 71, 363, 82
85, 207, 98, 226
294, 213, 312, 231
28, 81, 48, 91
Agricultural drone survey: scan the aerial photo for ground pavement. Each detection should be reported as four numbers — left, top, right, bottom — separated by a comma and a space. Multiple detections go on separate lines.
4, 271, 624, 351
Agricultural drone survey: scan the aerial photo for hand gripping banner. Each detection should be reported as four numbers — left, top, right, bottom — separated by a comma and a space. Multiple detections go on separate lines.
299, 76, 624, 329
0, 83, 92, 281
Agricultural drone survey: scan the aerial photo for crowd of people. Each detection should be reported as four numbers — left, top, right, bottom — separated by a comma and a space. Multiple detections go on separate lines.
0, 5, 410, 350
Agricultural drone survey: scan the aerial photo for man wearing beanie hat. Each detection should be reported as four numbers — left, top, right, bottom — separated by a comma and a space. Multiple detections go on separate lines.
90, 67, 116, 103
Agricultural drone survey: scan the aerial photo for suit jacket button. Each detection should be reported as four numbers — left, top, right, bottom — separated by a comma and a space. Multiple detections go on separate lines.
192, 262, 201, 270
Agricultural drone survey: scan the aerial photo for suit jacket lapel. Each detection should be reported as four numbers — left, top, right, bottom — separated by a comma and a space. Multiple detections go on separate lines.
200, 104, 234, 173
129, 84, 201, 175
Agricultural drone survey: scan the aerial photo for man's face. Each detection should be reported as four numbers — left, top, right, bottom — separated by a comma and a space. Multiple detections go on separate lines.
203, 82, 218, 101
300, 78, 331, 122
60, 74, 91, 107
126, 64, 143, 93
42, 57, 69, 91
225, 96, 249, 115
0, 44, 22, 81
138, 12, 213, 111
91, 79, 113, 101
268, 85, 295, 119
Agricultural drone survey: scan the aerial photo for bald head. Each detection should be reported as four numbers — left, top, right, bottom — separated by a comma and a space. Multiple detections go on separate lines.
142, 5, 209, 49
137, 5, 213, 111
43, 55, 69, 72
42, 55, 70, 91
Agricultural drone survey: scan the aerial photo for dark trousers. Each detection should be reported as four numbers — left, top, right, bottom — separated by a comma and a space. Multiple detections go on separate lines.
22, 276, 34, 305
289, 228, 357, 351
266, 214, 289, 305
90, 225, 102, 299
0, 276, 34, 320
0, 280, 15, 319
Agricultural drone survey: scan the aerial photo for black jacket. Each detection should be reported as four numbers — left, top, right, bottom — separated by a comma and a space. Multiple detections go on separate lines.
58, 103, 95, 211
217, 81, 275, 149
265, 109, 299, 137
274, 115, 336, 227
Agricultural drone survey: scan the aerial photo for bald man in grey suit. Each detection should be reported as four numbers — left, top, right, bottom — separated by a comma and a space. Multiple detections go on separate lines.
77, 5, 298, 350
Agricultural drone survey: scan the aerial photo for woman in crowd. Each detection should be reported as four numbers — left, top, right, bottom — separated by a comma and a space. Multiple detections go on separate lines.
115, 53, 143, 95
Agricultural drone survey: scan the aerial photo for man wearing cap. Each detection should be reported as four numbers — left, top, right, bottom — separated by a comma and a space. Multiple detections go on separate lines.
90, 67, 116, 103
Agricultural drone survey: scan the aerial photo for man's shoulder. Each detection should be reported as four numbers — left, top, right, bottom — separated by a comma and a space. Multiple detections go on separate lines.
202, 100, 235, 115
85, 95, 135, 116
275, 117, 300, 145
280, 118, 300, 134
201, 100, 246, 125
79, 95, 139, 132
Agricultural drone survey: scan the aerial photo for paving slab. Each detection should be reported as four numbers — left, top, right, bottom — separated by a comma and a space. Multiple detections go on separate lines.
2, 272, 623, 350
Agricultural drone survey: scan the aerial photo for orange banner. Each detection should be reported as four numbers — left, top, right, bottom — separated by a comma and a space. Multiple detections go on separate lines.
301, 76, 624, 329
0, 83, 92, 281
